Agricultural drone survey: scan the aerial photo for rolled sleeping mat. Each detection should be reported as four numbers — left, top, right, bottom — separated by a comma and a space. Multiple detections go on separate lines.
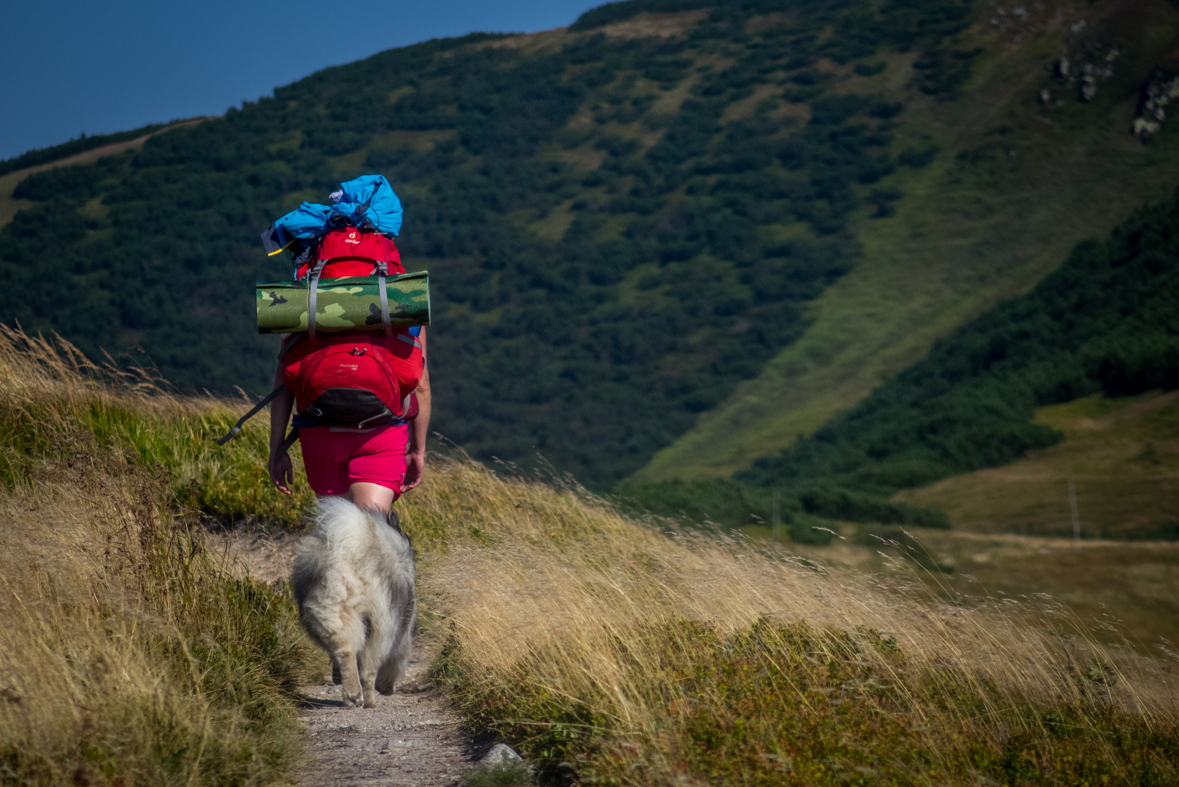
256, 271, 430, 334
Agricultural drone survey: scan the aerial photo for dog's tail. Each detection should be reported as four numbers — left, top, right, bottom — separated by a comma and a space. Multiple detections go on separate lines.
309, 497, 413, 557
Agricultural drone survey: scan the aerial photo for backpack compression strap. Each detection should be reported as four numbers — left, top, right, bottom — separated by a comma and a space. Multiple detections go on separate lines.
307, 241, 394, 341
306, 256, 331, 340
375, 261, 393, 339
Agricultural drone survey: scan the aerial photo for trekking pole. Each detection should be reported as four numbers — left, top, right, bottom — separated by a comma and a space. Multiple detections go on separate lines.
216, 384, 286, 445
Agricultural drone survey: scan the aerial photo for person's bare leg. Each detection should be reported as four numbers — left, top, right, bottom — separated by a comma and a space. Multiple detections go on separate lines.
346, 482, 396, 513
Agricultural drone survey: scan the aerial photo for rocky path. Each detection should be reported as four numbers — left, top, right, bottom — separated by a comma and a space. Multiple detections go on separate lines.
298, 647, 473, 787
208, 525, 478, 787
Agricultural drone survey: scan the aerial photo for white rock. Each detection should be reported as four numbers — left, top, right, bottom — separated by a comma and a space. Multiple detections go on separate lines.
1080, 74, 1096, 102
1133, 117, 1160, 138
482, 743, 524, 765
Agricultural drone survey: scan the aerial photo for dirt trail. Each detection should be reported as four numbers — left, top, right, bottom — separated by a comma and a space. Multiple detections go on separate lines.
208, 526, 476, 787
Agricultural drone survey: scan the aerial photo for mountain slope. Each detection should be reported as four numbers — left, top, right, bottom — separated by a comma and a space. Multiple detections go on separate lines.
0, 0, 984, 489
6, 0, 1179, 493
737, 187, 1179, 502
897, 390, 1179, 539
636, 0, 1179, 482
0, 119, 205, 229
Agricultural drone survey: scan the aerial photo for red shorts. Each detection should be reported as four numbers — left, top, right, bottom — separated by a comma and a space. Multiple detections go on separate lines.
299, 424, 409, 497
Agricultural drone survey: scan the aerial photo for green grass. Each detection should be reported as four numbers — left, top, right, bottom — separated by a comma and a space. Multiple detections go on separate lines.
0, 331, 319, 786
0, 327, 318, 526
634, 0, 1179, 482
4, 326, 1177, 786
897, 390, 1179, 541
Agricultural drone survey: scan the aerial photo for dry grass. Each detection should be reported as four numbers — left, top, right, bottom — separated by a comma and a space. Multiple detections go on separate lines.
2, 326, 1176, 784
0, 325, 317, 525
401, 460, 1179, 784
816, 525, 1179, 650
0, 458, 312, 786
0, 327, 315, 786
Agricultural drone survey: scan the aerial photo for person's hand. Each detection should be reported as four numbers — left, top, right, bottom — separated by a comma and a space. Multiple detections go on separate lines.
269, 450, 293, 495
403, 450, 425, 491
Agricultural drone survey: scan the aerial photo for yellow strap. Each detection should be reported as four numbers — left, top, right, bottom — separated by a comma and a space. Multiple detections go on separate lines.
267, 238, 297, 257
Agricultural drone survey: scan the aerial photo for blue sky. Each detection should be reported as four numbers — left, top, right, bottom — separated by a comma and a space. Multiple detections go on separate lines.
1, 0, 606, 161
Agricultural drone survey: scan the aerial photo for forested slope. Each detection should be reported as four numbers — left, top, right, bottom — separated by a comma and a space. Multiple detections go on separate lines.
0, 0, 982, 488
638, 0, 1179, 482
739, 190, 1179, 496
626, 177, 1179, 539
5, 0, 1179, 495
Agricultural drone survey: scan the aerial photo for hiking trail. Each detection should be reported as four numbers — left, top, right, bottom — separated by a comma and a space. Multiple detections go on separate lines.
210, 525, 475, 787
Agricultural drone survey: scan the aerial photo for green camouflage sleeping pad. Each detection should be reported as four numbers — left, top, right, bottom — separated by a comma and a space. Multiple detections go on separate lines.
255, 271, 430, 334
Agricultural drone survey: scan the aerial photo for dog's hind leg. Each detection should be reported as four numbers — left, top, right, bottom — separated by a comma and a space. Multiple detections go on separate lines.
376, 601, 415, 696
358, 652, 379, 709
356, 613, 383, 708
375, 652, 405, 696
332, 648, 363, 707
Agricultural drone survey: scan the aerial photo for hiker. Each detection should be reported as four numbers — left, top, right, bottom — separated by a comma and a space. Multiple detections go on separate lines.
266, 329, 430, 509
215, 174, 431, 510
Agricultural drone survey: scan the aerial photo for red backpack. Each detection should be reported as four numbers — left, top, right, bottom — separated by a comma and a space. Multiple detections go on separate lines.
216, 227, 422, 446
294, 227, 402, 280
281, 227, 422, 428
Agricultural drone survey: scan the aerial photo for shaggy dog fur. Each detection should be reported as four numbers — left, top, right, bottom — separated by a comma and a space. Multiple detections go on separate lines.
292, 497, 416, 708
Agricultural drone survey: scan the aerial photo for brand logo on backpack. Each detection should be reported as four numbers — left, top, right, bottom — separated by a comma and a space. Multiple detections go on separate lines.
295, 229, 404, 281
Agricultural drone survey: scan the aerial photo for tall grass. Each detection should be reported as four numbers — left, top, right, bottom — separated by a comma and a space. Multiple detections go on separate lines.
3, 326, 1176, 785
399, 462, 1179, 784
0, 327, 316, 786
0, 325, 316, 525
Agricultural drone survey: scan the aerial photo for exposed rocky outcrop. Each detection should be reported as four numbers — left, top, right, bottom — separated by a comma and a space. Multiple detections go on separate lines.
1031, 14, 1121, 110
1134, 69, 1179, 141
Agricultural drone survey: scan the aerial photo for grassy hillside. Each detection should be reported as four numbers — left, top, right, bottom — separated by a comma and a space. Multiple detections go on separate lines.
706, 186, 1179, 538
0, 330, 316, 786
897, 389, 1179, 539
6, 0, 1179, 497
0, 0, 1054, 491
637, 0, 1179, 481
4, 327, 1175, 786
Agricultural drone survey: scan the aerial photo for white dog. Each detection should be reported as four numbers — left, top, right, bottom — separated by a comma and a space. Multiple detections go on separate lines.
292, 497, 416, 708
